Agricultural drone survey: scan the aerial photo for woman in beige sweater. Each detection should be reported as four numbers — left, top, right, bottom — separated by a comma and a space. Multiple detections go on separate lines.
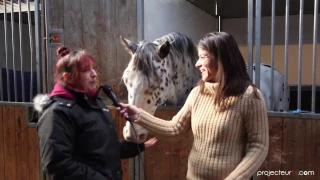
118, 32, 269, 180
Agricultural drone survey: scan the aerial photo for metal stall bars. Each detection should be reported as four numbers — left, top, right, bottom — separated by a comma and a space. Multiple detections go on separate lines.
19, 0, 25, 102
270, 0, 276, 111
290, 0, 319, 115
297, 0, 304, 113
247, 0, 262, 89
215, 0, 222, 32
0, 0, 43, 105
247, 0, 253, 81
247, 0, 262, 87
312, 0, 318, 113
255, 0, 262, 89
3, 0, 10, 101
249, 0, 319, 116
11, 0, 17, 102
284, 0, 290, 114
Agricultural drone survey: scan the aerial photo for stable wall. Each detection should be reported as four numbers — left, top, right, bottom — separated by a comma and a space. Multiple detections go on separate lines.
46, 0, 139, 101
144, 0, 217, 43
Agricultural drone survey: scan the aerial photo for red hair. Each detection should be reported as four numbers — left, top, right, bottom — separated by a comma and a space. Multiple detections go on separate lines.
54, 46, 96, 86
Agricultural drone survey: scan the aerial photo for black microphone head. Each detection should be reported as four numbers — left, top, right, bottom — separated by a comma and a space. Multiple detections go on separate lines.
101, 84, 113, 96
100, 84, 131, 121
101, 84, 121, 107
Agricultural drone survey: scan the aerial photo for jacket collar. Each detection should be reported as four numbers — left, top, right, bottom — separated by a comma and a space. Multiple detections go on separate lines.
49, 83, 99, 101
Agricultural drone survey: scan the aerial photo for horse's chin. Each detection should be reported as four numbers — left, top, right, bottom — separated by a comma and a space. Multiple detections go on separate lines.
124, 135, 147, 144
123, 122, 148, 143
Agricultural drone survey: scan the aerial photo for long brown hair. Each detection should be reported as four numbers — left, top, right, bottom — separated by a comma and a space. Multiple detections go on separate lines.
197, 32, 258, 107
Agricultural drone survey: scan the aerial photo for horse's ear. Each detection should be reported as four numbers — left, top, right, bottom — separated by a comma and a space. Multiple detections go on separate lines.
120, 36, 137, 54
157, 40, 170, 59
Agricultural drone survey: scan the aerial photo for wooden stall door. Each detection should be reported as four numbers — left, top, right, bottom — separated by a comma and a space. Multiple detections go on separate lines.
0, 105, 40, 180
258, 117, 320, 180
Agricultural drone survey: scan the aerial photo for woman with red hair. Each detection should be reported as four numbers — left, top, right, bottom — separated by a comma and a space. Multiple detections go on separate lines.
34, 46, 155, 180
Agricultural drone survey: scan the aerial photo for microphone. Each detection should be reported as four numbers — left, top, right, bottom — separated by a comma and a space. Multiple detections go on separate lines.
100, 84, 131, 121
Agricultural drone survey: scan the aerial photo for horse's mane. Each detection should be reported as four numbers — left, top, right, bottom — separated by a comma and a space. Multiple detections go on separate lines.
130, 32, 197, 83
131, 41, 158, 82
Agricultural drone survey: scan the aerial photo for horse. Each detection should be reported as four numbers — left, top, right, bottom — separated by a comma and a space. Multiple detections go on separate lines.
120, 32, 200, 143
119, 32, 290, 143
250, 63, 290, 111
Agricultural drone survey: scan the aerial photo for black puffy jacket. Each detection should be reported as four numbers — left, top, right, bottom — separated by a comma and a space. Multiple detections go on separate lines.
34, 85, 144, 180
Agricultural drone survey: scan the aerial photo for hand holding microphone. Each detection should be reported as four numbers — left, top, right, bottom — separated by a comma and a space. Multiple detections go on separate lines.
117, 103, 140, 121
100, 84, 140, 121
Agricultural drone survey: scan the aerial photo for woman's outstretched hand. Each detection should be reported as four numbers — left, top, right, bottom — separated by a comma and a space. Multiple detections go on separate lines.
144, 137, 158, 148
117, 103, 141, 121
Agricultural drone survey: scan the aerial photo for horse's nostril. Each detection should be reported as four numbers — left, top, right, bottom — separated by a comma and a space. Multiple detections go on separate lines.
139, 134, 146, 141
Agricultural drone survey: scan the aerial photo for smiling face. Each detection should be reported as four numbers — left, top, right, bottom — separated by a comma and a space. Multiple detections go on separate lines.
195, 48, 218, 82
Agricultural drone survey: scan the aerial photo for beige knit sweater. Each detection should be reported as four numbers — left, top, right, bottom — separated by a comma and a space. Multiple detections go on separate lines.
135, 82, 269, 180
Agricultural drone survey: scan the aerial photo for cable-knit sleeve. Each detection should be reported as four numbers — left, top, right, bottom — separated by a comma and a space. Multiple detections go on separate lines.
225, 89, 269, 180
134, 88, 195, 142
